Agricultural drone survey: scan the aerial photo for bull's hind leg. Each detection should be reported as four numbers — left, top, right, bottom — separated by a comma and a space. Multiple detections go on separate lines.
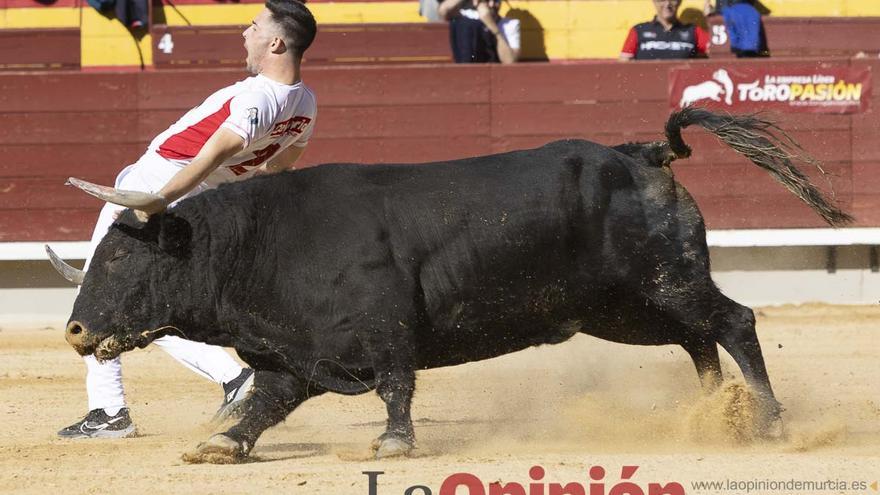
640, 273, 783, 438
183, 370, 310, 464
713, 297, 784, 436
681, 339, 722, 391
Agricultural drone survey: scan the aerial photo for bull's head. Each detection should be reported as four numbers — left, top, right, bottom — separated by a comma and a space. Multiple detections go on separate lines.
48, 179, 192, 361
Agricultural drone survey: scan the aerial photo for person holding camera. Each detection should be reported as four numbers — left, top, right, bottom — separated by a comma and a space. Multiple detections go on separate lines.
438, 0, 520, 64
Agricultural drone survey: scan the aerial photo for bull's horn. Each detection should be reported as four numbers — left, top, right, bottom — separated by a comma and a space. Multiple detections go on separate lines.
67, 177, 165, 211
45, 245, 85, 285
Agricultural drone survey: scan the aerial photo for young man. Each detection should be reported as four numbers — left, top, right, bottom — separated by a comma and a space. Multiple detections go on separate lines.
620, 0, 710, 61
438, 0, 520, 64
57, 0, 318, 439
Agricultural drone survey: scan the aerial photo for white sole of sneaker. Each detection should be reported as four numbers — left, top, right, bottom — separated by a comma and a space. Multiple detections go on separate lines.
59, 425, 137, 440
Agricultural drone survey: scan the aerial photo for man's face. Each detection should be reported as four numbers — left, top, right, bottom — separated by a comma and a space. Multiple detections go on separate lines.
653, 0, 680, 23
242, 8, 278, 75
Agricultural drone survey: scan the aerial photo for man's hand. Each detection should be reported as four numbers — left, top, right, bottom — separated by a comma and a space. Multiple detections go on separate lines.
257, 144, 306, 175
112, 196, 168, 222
133, 194, 168, 221
475, 0, 493, 23
138, 195, 169, 215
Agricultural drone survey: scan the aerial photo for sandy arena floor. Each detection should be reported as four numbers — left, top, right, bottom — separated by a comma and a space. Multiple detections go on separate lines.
0, 304, 878, 494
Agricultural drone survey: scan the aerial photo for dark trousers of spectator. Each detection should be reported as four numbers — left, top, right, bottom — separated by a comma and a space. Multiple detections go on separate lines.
449, 16, 499, 63
116, 0, 148, 28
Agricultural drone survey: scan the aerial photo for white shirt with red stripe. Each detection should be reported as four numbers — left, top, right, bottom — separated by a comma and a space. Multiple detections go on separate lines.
147, 74, 317, 188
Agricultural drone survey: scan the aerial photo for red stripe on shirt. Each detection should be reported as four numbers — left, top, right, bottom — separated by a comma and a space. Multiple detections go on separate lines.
157, 98, 233, 160
620, 27, 638, 56
695, 26, 710, 54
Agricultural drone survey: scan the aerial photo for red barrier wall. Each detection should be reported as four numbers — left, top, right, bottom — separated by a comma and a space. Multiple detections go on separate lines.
0, 58, 876, 241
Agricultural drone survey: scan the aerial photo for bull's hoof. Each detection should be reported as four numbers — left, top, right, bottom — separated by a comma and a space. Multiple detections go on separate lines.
181, 434, 249, 464
371, 434, 414, 459
758, 414, 786, 441
756, 400, 786, 441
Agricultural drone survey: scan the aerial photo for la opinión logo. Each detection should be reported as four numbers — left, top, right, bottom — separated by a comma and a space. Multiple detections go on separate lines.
363, 465, 685, 495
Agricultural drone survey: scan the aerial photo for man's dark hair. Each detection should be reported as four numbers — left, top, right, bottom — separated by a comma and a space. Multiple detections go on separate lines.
266, 0, 317, 58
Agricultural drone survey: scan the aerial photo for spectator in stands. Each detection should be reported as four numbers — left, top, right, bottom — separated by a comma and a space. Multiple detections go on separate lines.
704, 0, 769, 57
87, 0, 148, 30
420, 0, 442, 22
620, 0, 710, 61
438, 0, 520, 64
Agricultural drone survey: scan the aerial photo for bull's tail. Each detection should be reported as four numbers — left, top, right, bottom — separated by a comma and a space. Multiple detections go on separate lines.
664, 107, 853, 227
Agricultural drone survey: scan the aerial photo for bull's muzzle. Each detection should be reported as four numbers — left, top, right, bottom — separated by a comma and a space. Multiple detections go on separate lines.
65, 320, 91, 355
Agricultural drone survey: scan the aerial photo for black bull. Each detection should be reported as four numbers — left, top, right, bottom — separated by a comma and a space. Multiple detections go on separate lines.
50, 108, 851, 462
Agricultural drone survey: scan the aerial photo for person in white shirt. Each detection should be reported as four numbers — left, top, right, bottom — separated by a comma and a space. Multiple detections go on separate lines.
56, 0, 318, 439
438, 0, 520, 64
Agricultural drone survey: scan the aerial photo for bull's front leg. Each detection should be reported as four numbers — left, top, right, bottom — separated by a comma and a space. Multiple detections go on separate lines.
183, 370, 309, 464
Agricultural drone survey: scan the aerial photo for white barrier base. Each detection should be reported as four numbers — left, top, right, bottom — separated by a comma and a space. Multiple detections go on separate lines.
2, 234, 880, 324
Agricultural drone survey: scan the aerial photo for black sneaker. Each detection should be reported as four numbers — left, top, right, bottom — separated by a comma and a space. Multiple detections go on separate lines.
57, 408, 136, 439
213, 368, 255, 421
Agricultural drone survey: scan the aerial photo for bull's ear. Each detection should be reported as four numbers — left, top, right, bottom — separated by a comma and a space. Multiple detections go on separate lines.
115, 210, 160, 244
157, 214, 192, 257
116, 209, 150, 229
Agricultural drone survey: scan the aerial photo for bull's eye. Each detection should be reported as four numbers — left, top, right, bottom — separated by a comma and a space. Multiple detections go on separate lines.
106, 248, 130, 272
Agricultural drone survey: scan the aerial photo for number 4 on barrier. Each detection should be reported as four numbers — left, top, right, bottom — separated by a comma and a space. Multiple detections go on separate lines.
158, 33, 174, 54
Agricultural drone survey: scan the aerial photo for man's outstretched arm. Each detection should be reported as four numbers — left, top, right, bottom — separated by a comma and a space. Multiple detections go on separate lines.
150, 128, 246, 212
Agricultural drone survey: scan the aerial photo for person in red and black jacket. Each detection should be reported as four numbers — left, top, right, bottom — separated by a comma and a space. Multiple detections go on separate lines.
620, 0, 710, 61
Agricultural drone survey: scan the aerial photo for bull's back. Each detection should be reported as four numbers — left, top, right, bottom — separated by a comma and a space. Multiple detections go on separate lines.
220, 139, 634, 252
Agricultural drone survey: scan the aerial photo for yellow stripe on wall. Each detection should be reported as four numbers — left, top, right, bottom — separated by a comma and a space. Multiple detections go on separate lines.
160, 2, 424, 26
152, 0, 880, 61
81, 8, 152, 66
4, 0, 880, 29
2, 0, 879, 65
2, 7, 79, 28
159, 3, 260, 26
156, 0, 880, 27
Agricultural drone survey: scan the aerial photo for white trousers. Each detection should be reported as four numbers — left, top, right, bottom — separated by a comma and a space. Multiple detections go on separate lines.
82, 153, 242, 412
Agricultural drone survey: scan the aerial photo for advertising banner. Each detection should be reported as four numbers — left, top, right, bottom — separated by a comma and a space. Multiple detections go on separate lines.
669, 65, 872, 113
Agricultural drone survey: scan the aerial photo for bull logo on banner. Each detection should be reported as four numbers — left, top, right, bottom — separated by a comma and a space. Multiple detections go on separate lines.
670, 65, 872, 114
679, 69, 735, 108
